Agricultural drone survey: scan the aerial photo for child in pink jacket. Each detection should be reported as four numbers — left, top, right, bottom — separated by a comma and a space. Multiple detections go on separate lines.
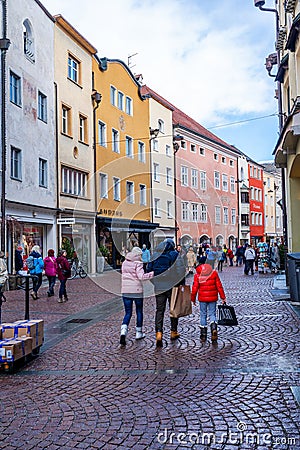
120, 246, 154, 345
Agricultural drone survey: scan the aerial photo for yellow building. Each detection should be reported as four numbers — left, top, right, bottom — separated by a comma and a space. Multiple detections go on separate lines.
92, 57, 156, 267
54, 15, 97, 271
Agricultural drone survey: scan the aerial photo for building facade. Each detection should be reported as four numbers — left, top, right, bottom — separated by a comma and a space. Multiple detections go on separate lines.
248, 160, 265, 245
261, 161, 283, 243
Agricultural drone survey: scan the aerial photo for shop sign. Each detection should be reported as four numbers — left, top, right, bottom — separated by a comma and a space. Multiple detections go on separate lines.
57, 218, 76, 225
98, 209, 123, 217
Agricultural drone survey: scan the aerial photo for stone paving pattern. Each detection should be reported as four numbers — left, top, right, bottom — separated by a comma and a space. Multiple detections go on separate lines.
0, 266, 299, 449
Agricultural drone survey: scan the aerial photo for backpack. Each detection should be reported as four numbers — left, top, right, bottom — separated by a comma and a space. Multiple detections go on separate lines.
26, 256, 35, 270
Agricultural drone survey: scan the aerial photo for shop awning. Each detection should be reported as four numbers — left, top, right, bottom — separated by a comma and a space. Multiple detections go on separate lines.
97, 216, 159, 232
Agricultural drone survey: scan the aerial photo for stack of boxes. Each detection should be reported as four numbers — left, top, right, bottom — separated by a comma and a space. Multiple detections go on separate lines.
0, 320, 44, 364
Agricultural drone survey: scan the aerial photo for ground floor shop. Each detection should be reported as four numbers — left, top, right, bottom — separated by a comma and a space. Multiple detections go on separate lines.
96, 217, 158, 269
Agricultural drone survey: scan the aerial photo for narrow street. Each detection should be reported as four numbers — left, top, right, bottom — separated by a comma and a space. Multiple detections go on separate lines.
0, 266, 299, 449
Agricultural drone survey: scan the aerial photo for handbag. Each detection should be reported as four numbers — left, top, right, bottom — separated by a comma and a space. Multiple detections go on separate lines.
170, 285, 192, 318
217, 304, 238, 326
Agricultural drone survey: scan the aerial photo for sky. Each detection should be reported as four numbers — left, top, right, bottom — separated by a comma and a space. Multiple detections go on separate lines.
41, 0, 280, 162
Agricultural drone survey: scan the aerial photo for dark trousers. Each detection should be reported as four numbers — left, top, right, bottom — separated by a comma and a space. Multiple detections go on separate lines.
155, 289, 178, 332
47, 276, 56, 295
59, 279, 67, 298
33, 273, 43, 294
244, 259, 254, 275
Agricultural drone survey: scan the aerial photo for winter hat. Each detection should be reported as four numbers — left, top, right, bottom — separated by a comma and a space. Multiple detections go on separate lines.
131, 247, 142, 255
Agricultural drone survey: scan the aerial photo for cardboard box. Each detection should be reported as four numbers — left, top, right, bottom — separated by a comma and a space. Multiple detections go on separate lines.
17, 320, 44, 349
18, 336, 33, 356
0, 339, 24, 362
1, 323, 18, 340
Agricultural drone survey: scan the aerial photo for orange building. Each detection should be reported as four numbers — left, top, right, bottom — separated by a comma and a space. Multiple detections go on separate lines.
92, 57, 156, 267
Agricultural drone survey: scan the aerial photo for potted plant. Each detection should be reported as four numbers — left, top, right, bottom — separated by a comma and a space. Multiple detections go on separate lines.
96, 245, 109, 273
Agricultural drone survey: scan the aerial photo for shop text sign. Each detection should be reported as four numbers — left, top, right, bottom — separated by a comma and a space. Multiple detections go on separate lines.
57, 218, 76, 225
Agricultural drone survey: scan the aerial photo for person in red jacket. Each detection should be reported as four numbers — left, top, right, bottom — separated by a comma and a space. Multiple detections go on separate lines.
191, 259, 226, 342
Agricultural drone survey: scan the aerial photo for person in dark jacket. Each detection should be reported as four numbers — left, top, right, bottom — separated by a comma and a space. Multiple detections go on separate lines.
15, 246, 24, 273
147, 239, 186, 347
191, 262, 226, 342
56, 249, 71, 303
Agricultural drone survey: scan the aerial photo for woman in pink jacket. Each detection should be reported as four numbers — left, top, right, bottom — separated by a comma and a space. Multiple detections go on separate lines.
43, 249, 57, 297
120, 246, 154, 346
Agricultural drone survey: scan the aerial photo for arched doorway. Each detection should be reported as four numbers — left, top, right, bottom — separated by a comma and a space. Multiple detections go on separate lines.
180, 234, 193, 249
215, 235, 224, 248
228, 235, 237, 252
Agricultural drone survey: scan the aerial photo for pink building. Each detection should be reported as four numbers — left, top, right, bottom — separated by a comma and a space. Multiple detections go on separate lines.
173, 108, 239, 250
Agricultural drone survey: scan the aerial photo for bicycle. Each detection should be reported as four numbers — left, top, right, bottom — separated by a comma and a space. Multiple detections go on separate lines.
69, 259, 88, 279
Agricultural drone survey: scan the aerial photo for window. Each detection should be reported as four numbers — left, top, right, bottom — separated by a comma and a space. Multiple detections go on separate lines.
79, 114, 87, 143
181, 166, 188, 186
265, 215, 268, 227
39, 158, 48, 188
125, 136, 133, 158
230, 176, 235, 194
167, 200, 173, 218
222, 174, 228, 191
98, 121, 106, 147
200, 204, 207, 222
191, 203, 198, 221
215, 206, 221, 224
113, 177, 120, 201
166, 167, 172, 185
241, 214, 249, 226
191, 169, 198, 189
23, 19, 35, 61
214, 171, 220, 189
241, 192, 249, 203
181, 141, 186, 149
62, 105, 71, 135
166, 145, 171, 156
125, 96, 132, 115
253, 167, 257, 178
250, 187, 254, 199
112, 129, 120, 153
118, 91, 124, 110
229, 160, 234, 167
126, 181, 135, 203
138, 141, 145, 162
10, 147, 22, 180
250, 166, 253, 177
61, 167, 87, 196
221, 156, 226, 164
110, 86, 116, 106
223, 207, 229, 224
181, 202, 189, 221
214, 153, 218, 161
158, 119, 164, 133
190, 144, 196, 153
38, 91, 47, 122
10, 71, 21, 106
68, 54, 80, 84
153, 163, 160, 182
231, 208, 236, 225
154, 198, 161, 217
140, 184, 146, 206
152, 139, 158, 151
199, 147, 205, 155
200, 171, 206, 190
99, 173, 108, 198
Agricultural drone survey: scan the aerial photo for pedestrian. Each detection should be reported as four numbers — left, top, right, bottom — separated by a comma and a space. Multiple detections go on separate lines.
147, 239, 186, 347
56, 249, 71, 303
235, 245, 244, 266
27, 245, 44, 300
191, 259, 226, 343
120, 246, 154, 345
217, 246, 226, 272
15, 246, 24, 273
227, 248, 234, 266
141, 244, 151, 271
244, 244, 256, 275
270, 243, 280, 273
206, 246, 218, 269
0, 251, 8, 291
43, 249, 57, 297
186, 246, 197, 273
176, 244, 187, 267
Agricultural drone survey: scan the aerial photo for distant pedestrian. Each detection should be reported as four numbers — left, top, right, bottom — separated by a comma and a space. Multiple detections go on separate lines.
15, 246, 24, 273
235, 246, 244, 266
148, 239, 186, 347
120, 246, 154, 345
27, 245, 44, 300
191, 261, 226, 343
244, 244, 256, 275
186, 246, 197, 273
270, 243, 280, 273
141, 244, 151, 271
56, 249, 71, 303
0, 251, 8, 292
227, 248, 234, 266
43, 249, 57, 297
206, 246, 218, 269
217, 246, 226, 272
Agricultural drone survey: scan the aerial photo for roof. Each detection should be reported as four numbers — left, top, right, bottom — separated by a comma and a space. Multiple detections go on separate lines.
54, 15, 97, 54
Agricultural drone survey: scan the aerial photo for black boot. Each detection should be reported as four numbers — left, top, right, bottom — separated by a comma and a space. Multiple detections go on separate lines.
211, 322, 218, 342
200, 327, 207, 342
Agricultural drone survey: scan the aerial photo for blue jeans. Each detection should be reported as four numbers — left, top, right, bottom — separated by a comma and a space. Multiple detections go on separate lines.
33, 273, 43, 294
59, 279, 67, 298
200, 301, 217, 327
47, 276, 56, 295
122, 296, 144, 327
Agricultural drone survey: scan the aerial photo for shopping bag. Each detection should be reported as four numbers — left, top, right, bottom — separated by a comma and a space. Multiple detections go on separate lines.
170, 285, 192, 318
217, 304, 238, 326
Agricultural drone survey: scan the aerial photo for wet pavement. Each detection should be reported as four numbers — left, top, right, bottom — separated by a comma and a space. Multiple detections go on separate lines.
0, 266, 299, 449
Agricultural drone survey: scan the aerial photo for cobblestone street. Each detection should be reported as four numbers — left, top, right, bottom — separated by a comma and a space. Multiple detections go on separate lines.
0, 266, 299, 449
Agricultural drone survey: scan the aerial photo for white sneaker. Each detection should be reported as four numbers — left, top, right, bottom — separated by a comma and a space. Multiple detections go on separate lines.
135, 327, 145, 340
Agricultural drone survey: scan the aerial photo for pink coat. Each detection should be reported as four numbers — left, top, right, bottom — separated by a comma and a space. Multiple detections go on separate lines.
43, 256, 57, 277
121, 252, 154, 295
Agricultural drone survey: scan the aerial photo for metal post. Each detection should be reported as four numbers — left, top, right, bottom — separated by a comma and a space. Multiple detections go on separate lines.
24, 276, 30, 320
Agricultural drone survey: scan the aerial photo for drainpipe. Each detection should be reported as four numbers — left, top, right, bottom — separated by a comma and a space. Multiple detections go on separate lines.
0, 0, 10, 254
54, 82, 60, 250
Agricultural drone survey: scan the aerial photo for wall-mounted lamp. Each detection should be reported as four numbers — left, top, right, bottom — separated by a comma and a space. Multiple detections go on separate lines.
149, 128, 159, 140
91, 90, 102, 109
